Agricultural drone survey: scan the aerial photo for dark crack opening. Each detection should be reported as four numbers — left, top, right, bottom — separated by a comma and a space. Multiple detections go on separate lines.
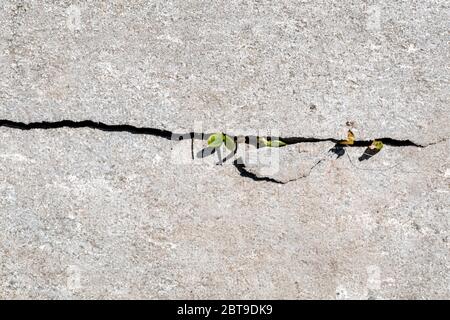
0, 120, 423, 147
0, 119, 428, 184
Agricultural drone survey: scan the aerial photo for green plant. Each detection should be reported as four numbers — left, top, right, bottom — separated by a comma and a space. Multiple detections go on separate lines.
258, 137, 287, 147
207, 133, 236, 151
339, 130, 355, 145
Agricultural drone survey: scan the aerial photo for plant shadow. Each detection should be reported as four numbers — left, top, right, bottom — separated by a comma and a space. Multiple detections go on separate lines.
358, 147, 381, 161
196, 147, 216, 159
329, 144, 382, 161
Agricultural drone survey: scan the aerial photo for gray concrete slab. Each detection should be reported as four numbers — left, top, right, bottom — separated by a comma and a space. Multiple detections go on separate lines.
1, 1, 449, 144
0, 0, 449, 300
0, 128, 448, 299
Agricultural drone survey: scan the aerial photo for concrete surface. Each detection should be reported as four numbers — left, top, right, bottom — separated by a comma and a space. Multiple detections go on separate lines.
0, 129, 448, 299
0, 0, 449, 144
0, 1, 449, 299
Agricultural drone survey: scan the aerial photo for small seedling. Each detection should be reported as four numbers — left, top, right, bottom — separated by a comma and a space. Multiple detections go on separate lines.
207, 132, 224, 148
258, 137, 287, 148
205, 132, 237, 164
359, 140, 384, 161
330, 130, 355, 158
207, 132, 236, 151
370, 140, 384, 151
339, 130, 355, 145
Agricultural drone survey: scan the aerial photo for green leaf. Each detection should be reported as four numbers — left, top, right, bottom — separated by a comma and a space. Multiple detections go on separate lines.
258, 137, 269, 147
259, 137, 286, 147
224, 135, 236, 151
207, 133, 224, 148
370, 140, 384, 151
268, 139, 287, 147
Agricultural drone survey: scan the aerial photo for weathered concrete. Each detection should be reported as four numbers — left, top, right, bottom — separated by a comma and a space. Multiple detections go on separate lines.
240, 142, 336, 183
0, 1, 449, 144
0, 1, 449, 300
0, 128, 448, 299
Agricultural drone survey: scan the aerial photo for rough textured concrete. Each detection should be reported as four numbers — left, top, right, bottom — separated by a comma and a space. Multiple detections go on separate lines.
0, 1, 449, 300
0, 0, 449, 144
241, 142, 336, 183
0, 129, 448, 299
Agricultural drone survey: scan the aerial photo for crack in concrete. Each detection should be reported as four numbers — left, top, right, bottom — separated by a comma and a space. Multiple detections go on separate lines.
0, 120, 426, 147
232, 158, 286, 184
0, 119, 444, 184
233, 155, 328, 185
